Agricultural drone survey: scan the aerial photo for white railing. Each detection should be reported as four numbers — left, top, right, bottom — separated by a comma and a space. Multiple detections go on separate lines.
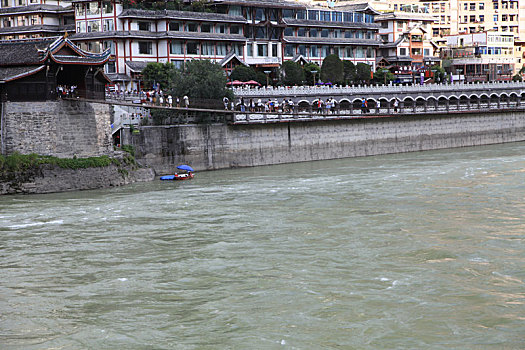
232, 81, 525, 97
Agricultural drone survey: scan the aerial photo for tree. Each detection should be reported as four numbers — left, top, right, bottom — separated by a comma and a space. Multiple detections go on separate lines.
431, 65, 446, 83
281, 61, 305, 86
355, 63, 371, 84
320, 54, 343, 84
172, 60, 232, 100
372, 68, 395, 85
303, 62, 320, 85
230, 65, 257, 82
343, 61, 356, 85
142, 62, 179, 91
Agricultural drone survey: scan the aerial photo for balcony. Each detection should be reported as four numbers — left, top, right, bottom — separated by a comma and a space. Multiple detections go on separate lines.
245, 57, 281, 66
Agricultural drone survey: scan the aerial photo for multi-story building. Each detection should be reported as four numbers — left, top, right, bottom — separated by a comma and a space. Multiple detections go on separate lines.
375, 8, 438, 82
0, 0, 74, 40
442, 31, 515, 81
68, 0, 381, 89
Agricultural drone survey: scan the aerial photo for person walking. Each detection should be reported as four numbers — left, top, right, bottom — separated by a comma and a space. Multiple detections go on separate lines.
183, 95, 189, 108
167, 95, 173, 108
176, 96, 180, 108
223, 96, 229, 110
361, 98, 366, 114
393, 98, 399, 113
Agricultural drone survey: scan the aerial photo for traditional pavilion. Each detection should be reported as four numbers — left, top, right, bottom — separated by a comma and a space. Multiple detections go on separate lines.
0, 34, 111, 101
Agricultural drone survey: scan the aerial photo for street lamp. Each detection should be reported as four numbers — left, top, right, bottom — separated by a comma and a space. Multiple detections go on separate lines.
311, 70, 318, 86
264, 70, 271, 87
382, 68, 389, 85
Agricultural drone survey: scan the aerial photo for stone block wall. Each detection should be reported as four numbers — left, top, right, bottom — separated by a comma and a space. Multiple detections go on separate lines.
123, 110, 525, 174
2, 100, 113, 157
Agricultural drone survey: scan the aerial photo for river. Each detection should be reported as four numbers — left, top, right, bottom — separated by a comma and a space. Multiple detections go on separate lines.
1, 143, 524, 349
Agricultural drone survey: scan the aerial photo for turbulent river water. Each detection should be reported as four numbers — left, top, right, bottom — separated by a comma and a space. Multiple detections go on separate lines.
1, 143, 525, 349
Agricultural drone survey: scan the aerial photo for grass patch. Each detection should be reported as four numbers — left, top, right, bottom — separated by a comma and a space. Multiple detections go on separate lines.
0, 152, 118, 174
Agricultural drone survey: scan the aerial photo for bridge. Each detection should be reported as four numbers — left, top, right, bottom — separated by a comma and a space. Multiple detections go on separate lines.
231, 81, 525, 113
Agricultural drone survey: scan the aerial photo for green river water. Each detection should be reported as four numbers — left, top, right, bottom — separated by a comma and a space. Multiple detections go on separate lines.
1, 143, 524, 349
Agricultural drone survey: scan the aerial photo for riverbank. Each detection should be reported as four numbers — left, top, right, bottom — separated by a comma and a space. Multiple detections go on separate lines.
123, 110, 525, 174
0, 152, 154, 195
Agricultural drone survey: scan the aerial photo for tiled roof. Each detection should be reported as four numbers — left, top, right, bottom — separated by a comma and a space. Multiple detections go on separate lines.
218, 51, 248, 66
334, 2, 380, 15
119, 9, 246, 23
283, 36, 381, 46
0, 4, 73, 15
216, 0, 305, 9
125, 60, 148, 72
284, 18, 380, 29
106, 73, 131, 81
71, 30, 246, 42
0, 65, 45, 82
0, 24, 74, 35
0, 38, 55, 65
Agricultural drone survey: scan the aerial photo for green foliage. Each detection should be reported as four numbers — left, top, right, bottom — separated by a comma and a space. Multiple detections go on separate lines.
0, 153, 118, 174
320, 55, 343, 84
121, 144, 135, 157
142, 62, 179, 91
343, 61, 356, 84
373, 68, 395, 85
171, 60, 231, 100
281, 61, 305, 86
255, 71, 268, 86
230, 65, 257, 82
303, 62, 320, 85
356, 63, 371, 84
431, 65, 446, 83
512, 74, 522, 82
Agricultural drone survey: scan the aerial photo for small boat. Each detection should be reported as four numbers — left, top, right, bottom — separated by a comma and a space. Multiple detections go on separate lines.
160, 172, 194, 181
160, 165, 195, 181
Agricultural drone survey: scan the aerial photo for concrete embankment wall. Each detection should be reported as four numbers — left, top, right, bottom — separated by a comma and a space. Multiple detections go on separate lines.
123, 110, 525, 174
2, 100, 113, 158
0, 100, 155, 194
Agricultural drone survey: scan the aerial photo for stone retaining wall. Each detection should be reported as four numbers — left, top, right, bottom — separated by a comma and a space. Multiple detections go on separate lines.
2, 100, 113, 158
123, 110, 525, 174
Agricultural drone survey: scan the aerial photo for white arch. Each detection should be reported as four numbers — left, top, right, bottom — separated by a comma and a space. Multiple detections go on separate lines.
402, 96, 414, 101
458, 94, 469, 99
427, 96, 438, 101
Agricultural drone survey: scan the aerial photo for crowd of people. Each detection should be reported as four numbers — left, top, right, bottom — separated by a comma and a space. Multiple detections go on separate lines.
56, 85, 77, 98
107, 88, 190, 108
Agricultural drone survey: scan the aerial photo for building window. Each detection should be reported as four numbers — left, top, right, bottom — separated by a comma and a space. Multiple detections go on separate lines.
424, 48, 430, 56
284, 27, 293, 36
87, 2, 100, 16
479, 3, 484, 10
186, 22, 198, 32
297, 28, 306, 37
321, 29, 329, 37
169, 22, 180, 31
186, 42, 200, 55
272, 43, 278, 57
470, 3, 475, 11
310, 28, 318, 37
310, 45, 318, 57
102, 1, 113, 14
103, 19, 114, 31
106, 61, 116, 73
138, 22, 150, 31
257, 43, 267, 57
298, 44, 306, 56
494, 15, 498, 22
230, 25, 240, 34
170, 41, 183, 55
201, 42, 214, 56
479, 15, 484, 22
138, 42, 152, 54
215, 24, 225, 33
200, 23, 211, 32
254, 8, 265, 21
284, 44, 294, 56
247, 43, 253, 56
399, 47, 407, 56
470, 15, 476, 22
502, 15, 507, 22
87, 20, 100, 32
345, 47, 353, 58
